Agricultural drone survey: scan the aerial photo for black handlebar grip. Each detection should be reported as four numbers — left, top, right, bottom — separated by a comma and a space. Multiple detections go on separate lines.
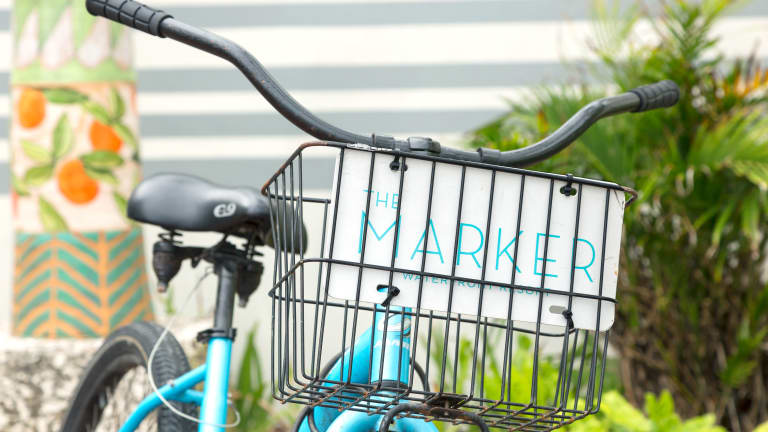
628, 80, 680, 112
85, 0, 172, 37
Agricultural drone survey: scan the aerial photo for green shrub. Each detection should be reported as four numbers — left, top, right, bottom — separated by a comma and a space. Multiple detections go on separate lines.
567, 391, 725, 432
468, 0, 768, 429
234, 325, 300, 431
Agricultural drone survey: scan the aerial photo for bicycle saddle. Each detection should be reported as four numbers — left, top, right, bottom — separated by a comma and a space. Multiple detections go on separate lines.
127, 173, 271, 237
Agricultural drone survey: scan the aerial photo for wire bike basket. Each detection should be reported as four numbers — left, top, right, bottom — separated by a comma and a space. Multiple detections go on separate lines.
263, 141, 636, 431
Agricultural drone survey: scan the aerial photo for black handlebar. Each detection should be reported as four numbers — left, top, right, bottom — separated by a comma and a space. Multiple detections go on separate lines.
629, 80, 681, 112
85, 0, 171, 37
86, 0, 680, 168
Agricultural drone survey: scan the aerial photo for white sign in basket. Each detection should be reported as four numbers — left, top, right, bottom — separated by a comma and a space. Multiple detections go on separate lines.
324, 148, 626, 331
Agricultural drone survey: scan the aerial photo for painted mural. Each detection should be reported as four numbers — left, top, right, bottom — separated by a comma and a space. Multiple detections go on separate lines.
11, 0, 153, 337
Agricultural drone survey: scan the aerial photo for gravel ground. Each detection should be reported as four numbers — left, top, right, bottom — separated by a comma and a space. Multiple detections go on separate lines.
0, 321, 207, 431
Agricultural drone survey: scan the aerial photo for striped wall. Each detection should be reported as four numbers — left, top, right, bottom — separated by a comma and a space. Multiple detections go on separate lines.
1, 0, 767, 333
1, 0, 768, 192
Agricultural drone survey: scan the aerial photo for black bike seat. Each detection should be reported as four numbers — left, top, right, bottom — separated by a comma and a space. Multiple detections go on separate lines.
127, 174, 271, 236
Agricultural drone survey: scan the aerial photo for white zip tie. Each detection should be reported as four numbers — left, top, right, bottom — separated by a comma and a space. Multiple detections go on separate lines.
146, 267, 242, 428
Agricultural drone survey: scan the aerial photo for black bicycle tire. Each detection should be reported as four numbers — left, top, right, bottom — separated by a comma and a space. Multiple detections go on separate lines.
60, 321, 197, 432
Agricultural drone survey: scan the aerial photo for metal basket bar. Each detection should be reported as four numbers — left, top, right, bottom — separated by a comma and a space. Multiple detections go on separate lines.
467, 170, 497, 402
269, 259, 618, 305
437, 164, 468, 395
267, 292, 597, 340
487, 173, 527, 415
407, 159, 438, 395
585, 191, 612, 411
309, 201, 331, 379
282, 379, 606, 427
553, 182, 584, 410
259, 143, 635, 199
311, 146, 347, 388
266, 143, 624, 430
530, 178, 556, 413
341, 150, 378, 388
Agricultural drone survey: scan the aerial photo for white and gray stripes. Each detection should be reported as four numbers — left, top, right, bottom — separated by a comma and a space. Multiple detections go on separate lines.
1, 0, 766, 192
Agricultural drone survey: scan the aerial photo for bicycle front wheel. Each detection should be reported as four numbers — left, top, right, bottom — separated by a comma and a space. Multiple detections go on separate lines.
60, 321, 197, 432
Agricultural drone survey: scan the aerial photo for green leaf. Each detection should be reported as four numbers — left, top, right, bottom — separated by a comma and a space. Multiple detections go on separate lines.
740, 193, 760, 246
84, 166, 118, 186
644, 391, 680, 430
81, 100, 112, 124
731, 160, 768, 191
517, 334, 532, 351
112, 122, 138, 151
52, 114, 75, 160
21, 140, 51, 163
679, 414, 725, 432
235, 325, 272, 431
113, 192, 128, 218
38, 196, 68, 232
24, 165, 53, 187
598, 391, 650, 432
163, 285, 176, 315
81, 150, 124, 169
42, 88, 88, 104
11, 173, 30, 196
711, 199, 736, 246
110, 88, 126, 119
754, 421, 768, 432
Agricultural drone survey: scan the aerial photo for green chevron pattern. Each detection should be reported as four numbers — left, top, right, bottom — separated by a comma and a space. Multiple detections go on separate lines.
12, 228, 154, 338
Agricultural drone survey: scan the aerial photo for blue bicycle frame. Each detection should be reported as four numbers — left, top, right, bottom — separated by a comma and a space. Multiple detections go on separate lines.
117, 306, 437, 432
118, 337, 233, 432
297, 307, 439, 432
119, 263, 243, 432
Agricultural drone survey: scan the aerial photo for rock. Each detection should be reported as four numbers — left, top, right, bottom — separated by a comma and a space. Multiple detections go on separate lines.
0, 320, 207, 431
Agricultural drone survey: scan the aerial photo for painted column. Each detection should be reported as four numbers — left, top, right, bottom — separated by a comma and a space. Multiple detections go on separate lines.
10, 0, 153, 337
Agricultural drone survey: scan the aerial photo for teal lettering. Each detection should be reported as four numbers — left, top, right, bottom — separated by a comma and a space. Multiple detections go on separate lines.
495, 229, 523, 272
457, 223, 484, 268
534, 232, 560, 278
574, 238, 596, 282
410, 219, 445, 263
376, 192, 389, 208
403, 273, 420, 281
358, 211, 399, 255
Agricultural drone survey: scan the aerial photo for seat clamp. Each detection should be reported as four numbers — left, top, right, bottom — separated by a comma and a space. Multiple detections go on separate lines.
196, 327, 237, 343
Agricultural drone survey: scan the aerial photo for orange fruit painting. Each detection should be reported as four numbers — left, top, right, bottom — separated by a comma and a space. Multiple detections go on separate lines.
89, 120, 123, 152
17, 88, 46, 128
57, 159, 99, 204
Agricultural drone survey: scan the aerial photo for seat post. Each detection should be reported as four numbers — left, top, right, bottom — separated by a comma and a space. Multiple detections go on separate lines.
198, 259, 239, 431
213, 262, 238, 331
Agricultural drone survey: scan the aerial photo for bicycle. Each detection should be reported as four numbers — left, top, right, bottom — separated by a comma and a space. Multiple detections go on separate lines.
60, 0, 681, 431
